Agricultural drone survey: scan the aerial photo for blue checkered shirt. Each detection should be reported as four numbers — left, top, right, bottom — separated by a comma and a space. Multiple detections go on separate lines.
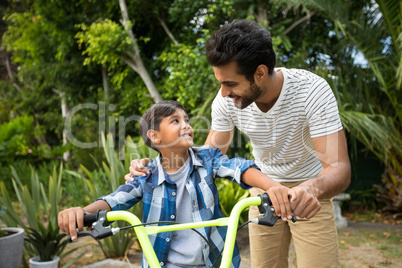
100, 146, 258, 268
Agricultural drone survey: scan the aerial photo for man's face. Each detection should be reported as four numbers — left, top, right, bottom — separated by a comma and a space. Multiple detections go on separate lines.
213, 62, 262, 109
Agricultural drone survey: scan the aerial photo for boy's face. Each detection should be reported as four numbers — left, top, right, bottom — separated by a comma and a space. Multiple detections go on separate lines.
150, 109, 194, 151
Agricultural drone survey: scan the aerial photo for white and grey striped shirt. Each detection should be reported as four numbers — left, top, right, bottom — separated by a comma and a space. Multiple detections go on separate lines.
211, 68, 343, 182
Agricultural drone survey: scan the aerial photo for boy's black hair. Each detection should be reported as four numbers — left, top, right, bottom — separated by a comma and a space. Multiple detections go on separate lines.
139, 100, 187, 151
206, 19, 276, 82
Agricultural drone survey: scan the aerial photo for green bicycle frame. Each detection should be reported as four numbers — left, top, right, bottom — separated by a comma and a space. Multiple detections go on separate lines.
105, 196, 262, 268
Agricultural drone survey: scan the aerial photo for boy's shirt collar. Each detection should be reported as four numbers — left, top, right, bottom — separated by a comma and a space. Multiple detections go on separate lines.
150, 148, 204, 188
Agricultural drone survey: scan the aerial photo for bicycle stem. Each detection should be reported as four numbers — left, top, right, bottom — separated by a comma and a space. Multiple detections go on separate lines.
220, 196, 262, 268
106, 211, 161, 268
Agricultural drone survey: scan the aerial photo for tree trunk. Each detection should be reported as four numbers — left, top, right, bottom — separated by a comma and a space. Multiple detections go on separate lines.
283, 11, 315, 35
157, 16, 179, 46
102, 67, 110, 103
61, 96, 71, 162
53, 89, 71, 162
254, 8, 268, 26
3, 48, 22, 94
118, 0, 162, 103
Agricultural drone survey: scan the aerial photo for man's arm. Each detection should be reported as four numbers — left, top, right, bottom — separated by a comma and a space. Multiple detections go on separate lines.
289, 130, 351, 218
205, 128, 234, 154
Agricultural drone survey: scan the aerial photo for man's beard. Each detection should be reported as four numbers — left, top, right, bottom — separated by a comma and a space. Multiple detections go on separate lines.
231, 83, 262, 109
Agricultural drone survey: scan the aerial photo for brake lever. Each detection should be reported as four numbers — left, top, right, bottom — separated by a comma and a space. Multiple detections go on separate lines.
68, 210, 120, 242
254, 193, 297, 227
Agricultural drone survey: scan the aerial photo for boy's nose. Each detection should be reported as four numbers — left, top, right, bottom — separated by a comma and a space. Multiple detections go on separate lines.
181, 121, 190, 129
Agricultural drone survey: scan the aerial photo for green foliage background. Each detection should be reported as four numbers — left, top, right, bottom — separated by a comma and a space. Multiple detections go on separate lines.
0, 0, 401, 221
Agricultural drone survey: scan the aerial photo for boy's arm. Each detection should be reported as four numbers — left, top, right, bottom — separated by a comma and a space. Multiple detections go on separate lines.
58, 200, 111, 241
241, 168, 294, 221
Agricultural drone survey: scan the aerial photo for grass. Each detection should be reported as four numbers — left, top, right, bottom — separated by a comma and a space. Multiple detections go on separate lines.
338, 228, 402, 267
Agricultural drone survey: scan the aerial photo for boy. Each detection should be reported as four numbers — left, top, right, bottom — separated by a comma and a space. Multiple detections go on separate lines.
58, 100, 290, 268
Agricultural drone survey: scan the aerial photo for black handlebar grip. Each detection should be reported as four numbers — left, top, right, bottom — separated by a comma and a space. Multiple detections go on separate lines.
83, 213, 98, 227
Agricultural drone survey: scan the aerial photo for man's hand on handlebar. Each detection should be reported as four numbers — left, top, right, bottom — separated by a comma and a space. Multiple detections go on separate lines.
288, 184, 321, 219
124, 158, 151, 182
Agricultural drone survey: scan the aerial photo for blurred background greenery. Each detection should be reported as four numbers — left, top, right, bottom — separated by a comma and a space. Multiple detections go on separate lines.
0, 0, 400, 262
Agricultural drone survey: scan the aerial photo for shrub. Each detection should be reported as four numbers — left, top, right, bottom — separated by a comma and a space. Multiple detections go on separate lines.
0, 164, 77, 262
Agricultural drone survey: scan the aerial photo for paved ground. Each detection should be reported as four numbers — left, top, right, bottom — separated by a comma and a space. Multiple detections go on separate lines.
85, 259, 251, 268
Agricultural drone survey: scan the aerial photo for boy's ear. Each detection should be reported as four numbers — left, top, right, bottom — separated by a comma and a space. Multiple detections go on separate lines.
147, 130, 160, 145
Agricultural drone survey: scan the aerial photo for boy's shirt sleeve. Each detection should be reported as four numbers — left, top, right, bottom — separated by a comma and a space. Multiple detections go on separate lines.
97, 176, 144, 211
208, 147, 260, 189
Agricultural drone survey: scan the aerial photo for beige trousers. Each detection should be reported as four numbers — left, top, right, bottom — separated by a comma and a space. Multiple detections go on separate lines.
248, 185, 339, 268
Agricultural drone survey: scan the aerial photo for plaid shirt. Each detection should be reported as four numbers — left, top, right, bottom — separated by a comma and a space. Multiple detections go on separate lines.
100, 146, 257, 268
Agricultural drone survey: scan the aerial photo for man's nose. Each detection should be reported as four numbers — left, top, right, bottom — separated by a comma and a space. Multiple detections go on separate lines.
221, 87, 231, 97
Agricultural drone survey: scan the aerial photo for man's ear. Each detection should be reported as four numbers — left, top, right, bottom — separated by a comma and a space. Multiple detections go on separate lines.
147, 130, 160, 145
254, 64, 268, 83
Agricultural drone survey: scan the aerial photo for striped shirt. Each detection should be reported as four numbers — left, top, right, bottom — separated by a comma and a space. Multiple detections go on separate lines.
100, 146, 257, 268
211, 68, 343, 182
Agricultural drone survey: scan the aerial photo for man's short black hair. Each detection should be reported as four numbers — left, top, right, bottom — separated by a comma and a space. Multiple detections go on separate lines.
139, 100, 187, 151
206, 19, 276, 82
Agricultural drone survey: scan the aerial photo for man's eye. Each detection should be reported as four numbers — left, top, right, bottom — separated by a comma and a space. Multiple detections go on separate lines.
172, 119, 178, 123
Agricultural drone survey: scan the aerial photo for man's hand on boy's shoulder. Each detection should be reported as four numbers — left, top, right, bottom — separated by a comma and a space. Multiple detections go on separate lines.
125, 158, 151, 183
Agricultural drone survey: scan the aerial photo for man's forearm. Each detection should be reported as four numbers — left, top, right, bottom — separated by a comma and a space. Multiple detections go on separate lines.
298, 161, 351, 200
305, 130, 351, 200
205, 129, 234, 154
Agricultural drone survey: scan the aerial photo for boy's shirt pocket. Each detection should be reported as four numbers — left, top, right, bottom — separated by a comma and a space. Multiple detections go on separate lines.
198, 178, 215, 209
143, 186, 166, 223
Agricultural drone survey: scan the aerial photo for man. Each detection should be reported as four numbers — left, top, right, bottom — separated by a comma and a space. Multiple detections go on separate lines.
127, 19, 351, 268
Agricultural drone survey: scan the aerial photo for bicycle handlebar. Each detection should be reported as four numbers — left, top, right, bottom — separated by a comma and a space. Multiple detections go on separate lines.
68, 210, 117, 242
68, 193, 297, 267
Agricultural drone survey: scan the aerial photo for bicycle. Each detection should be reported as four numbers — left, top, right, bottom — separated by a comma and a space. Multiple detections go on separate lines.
69, 193, 297, 268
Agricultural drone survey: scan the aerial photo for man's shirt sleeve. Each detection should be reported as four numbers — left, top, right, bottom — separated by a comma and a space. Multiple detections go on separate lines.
305, 78, 343, 138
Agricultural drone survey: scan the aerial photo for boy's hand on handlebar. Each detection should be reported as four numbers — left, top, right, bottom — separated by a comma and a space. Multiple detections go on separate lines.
288, 185, 321, 219
124, 158, 151, 183
58, 207, 86, 241
266, 185, 293, 221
